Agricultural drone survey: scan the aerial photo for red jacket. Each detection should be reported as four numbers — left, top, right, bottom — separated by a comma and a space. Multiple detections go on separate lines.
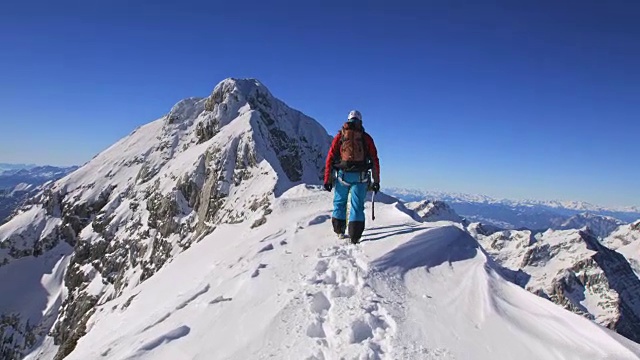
324, 131, 380, 184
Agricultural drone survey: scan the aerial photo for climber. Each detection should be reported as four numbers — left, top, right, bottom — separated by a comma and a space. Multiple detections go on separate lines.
323, 110, 380, 244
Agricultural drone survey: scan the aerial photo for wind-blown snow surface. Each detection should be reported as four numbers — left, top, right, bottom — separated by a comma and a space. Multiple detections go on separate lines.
52, 187, 640, 360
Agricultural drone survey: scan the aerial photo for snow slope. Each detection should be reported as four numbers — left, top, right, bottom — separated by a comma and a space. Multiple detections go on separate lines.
53, 186, 640, 360
474, 226, 640, 342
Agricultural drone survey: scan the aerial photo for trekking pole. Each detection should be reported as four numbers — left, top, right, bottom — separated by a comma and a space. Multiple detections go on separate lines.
371, 191, 376, 221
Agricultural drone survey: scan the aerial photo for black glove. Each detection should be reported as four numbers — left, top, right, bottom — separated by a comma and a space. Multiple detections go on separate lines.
371, 182, 380, 193
323, 183, 333, 192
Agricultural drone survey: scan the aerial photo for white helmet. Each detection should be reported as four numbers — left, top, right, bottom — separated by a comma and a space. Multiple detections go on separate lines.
348, 110, 362, 122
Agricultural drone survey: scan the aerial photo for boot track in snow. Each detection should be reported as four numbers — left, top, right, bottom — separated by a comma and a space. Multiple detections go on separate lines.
303, 244, 396, 360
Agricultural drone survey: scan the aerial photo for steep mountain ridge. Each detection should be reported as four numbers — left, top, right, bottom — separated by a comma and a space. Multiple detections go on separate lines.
0, 78, 329, 359
404, 200, 465, 223
474, 226, 640, 342
29, 186, 640, 360
605, 220, 640, 278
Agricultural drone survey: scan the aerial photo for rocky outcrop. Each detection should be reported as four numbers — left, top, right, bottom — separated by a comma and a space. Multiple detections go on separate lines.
405, 200, 465, 223
475, 227, 640, 343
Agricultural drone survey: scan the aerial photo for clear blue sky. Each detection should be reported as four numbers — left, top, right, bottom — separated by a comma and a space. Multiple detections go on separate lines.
1, 1, 638, 207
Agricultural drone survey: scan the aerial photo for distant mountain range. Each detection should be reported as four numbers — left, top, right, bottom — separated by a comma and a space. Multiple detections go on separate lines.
386, 188, 640, 235
0, 165, 78, 189
0, 165, 78, 222
0, 163, 38, 174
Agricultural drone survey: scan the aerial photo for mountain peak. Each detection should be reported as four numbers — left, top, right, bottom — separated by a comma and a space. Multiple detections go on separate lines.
0, 77, 331, 359
215, 77, 269, 97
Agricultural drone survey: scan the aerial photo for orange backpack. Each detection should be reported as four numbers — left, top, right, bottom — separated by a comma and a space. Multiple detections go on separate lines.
340, 122, 366, 164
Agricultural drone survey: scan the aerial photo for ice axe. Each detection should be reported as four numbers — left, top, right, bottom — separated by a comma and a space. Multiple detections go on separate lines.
371, 191, 376, 221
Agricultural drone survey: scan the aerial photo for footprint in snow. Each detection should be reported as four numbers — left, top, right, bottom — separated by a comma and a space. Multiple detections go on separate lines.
309, 292, 331, 315
349, 319, 374, 344
306, 319, 326, 338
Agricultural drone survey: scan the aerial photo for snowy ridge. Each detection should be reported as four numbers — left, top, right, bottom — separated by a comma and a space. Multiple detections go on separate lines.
605, 220, 640, 279
404, 200, 464, 223
474, 225, 640, 341
50, 186, 640, 360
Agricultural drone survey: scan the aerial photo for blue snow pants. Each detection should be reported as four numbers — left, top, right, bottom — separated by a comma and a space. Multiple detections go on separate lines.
332, 170, 369, 222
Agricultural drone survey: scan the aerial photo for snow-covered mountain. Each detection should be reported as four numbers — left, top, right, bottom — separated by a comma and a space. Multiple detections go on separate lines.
1, 78, 640, 360
0, 166, 78, 189
0, 78, 329, 359
604, 220, 640, 278
473, 225, 640, 343
0, 163, 37, 174
557, 213, 627, 239
404, 200, 465, 223
387, 187, 640, 231
0, 166, 78, 223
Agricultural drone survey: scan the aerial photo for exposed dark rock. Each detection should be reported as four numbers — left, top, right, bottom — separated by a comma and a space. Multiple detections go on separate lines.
582, 231, 640, 342
51, 294, 97, 360
196, 116, 219, 144
146, 192, 179, 237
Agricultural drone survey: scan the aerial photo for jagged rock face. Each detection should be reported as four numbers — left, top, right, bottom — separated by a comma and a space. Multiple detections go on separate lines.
405, 200, 464, 223
465, 222, 504, 237
475, 227, 640, 343
0, 78, 331, 359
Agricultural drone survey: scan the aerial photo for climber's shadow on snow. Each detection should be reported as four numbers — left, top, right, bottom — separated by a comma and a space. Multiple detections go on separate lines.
371, 226, 478, 275
363, 225, 424, 242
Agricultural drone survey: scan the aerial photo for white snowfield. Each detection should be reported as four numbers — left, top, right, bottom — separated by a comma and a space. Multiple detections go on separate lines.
47, 187, 640, 360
